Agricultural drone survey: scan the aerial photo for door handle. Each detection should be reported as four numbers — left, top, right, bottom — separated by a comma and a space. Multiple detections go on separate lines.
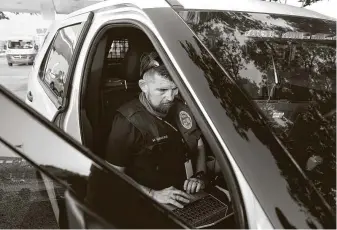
27, 91, 33, 102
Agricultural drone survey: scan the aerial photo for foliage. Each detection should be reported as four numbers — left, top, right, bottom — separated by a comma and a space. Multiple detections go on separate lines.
265, 0, 323, 7
0, 11, 38, 20
179, 10, 336, 222
0, 11, 9, 20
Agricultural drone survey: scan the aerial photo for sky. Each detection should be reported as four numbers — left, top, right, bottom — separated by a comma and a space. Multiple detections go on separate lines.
0, 0, 336, 40
286, 0, 336, 18
0, 12, 65, 40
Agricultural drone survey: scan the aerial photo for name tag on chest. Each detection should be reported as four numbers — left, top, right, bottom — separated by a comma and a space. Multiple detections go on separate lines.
152, 135, 169, 143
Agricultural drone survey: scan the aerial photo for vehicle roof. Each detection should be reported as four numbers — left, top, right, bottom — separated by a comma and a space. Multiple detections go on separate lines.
64, 0, 334, 21
65, 0, 170, 19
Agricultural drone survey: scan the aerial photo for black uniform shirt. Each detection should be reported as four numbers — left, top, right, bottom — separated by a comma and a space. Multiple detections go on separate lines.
105, 111, 187, 190
105, 113, 143, 167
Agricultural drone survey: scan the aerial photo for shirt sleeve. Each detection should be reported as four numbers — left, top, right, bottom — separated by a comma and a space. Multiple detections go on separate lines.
172, 100, 202, 139
104, 112, 141, 167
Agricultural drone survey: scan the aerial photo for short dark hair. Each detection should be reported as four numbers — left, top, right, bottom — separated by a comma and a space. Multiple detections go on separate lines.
140, 51, 172, 81
143, 65, 172, 82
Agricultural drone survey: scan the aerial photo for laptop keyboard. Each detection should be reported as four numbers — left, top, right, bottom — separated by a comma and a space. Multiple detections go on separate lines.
172, 194, 228, 228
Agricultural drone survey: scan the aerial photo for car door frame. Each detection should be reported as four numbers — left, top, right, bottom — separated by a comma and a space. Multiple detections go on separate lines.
53, 12, 94, 129
0, 88, 113, 228
24, 12, 94, 225
25, 12, 93, 127
0, 84, 187, 229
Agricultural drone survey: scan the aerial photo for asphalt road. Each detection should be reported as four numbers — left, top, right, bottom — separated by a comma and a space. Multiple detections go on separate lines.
0, 55, 31, 157
0, 56, 31, 101
0, 56, 58, 228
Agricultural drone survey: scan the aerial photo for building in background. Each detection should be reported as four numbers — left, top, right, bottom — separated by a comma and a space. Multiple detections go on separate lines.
34, 27, 48, 48
0, 40, 5, 54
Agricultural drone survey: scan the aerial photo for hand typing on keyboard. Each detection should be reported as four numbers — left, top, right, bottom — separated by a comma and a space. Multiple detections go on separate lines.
151, 186, 193, 208
184, 178, 205, 194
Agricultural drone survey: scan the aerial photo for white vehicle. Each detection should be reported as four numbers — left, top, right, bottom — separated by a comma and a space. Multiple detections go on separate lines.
5, 36, 38, 66
3, 0, 336, 229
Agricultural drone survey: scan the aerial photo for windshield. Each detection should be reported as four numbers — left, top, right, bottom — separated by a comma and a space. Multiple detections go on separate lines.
8, 40, 34, 49
179, 11, 336, 209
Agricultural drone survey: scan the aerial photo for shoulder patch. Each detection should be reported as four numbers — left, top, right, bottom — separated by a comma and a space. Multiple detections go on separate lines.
179, 110, 193, 130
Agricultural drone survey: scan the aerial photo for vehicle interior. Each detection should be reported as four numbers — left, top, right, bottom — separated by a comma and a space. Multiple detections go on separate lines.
79, 25, 238, 228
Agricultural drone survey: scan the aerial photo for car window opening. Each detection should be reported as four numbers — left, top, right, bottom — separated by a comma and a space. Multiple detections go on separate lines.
79, 25, 239, 229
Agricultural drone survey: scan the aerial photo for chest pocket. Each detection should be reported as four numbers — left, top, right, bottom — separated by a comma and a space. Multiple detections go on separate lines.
144, 133, 169, 151
127, 110, 187, 169
142, 126, 186, 165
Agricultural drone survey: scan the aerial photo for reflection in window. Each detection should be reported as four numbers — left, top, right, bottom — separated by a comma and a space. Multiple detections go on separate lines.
179, 11, 336, 210
39, 23, 84, 103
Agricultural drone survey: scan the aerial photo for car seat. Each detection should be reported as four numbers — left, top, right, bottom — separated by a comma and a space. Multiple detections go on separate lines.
96, 33, 154, 158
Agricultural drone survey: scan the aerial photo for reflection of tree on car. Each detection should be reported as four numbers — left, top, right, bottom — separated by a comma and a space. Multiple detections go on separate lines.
179, 10, 336, 222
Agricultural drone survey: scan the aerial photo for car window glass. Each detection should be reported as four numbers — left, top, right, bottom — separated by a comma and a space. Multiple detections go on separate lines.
0, 86, 182, 229
179, 11, 336, 210
39, 23, 84, 104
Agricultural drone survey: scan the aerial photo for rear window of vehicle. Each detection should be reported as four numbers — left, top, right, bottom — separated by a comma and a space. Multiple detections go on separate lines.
8, 40, 34, 49
178, 11, 336, 209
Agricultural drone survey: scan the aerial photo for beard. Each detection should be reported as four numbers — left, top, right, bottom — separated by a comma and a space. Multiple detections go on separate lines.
154, 102, 173, 114
142, 92, 175, 117
147, 95, 173, 114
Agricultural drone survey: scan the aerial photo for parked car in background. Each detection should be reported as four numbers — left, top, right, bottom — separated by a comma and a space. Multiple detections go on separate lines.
5, 36, 38, 66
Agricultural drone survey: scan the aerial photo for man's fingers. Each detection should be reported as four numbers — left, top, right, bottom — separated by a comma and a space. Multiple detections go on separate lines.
190, 181, 198, 193
175, 195, 190, 204
187, 180, 194, 194
183, 180, 188, 191
196, 182, 202, 193
174, 190, 192, 199
183, 179, 204, 194
169, 198, 184, 208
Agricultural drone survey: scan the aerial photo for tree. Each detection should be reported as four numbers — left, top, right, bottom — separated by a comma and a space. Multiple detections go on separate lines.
264, 0, 323, 7
0, 11, 9, 20
0, 11, 39, 20
179, 10, 336, 222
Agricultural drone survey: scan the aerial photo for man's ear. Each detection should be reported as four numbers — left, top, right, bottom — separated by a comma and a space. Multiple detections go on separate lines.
139, 79, 148, 93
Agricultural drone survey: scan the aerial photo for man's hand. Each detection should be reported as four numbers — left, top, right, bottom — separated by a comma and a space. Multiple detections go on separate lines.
151, 186, 191, 208
184, 178, 205, 194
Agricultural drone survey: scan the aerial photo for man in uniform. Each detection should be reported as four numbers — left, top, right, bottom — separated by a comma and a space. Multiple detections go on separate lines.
103, 52, 208, 208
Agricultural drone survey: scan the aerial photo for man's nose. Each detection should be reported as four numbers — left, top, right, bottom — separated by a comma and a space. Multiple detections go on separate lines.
165, 90, 176, 101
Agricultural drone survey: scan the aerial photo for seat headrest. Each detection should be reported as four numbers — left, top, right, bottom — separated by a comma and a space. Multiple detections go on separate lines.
122, 36, 154, 82
122, 48, 142, 82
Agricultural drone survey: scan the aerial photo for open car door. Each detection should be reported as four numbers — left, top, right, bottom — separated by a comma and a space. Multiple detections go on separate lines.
0, 85, 185, 229
0, 85, 113, 229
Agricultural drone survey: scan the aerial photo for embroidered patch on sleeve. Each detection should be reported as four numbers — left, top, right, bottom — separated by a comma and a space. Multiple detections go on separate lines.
179, 110, 193, 130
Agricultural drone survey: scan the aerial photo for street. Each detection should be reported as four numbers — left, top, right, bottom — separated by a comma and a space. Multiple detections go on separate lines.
0, 57, 58, 228
0, 56, 31, 101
